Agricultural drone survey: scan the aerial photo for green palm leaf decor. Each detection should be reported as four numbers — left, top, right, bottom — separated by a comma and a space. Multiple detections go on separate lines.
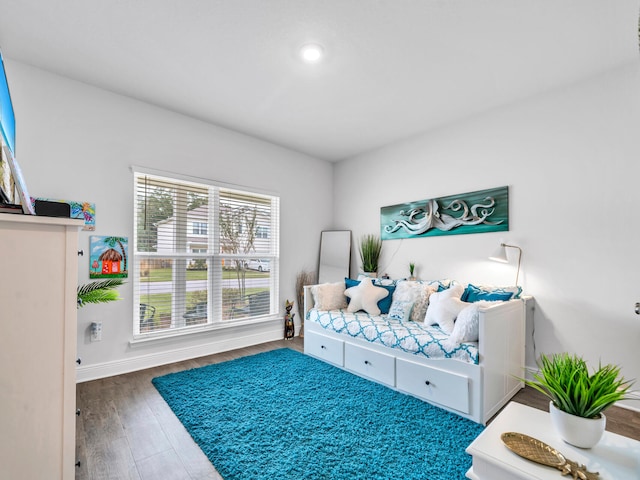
77, 279, 125, 308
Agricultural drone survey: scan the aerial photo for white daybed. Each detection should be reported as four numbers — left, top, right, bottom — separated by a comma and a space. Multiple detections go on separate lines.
303, 282, 528, 425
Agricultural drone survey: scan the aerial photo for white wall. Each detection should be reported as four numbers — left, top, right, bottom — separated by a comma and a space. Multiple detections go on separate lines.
7, 57, 640, 409
334, 62, 640, 410
7, 60, 334, 380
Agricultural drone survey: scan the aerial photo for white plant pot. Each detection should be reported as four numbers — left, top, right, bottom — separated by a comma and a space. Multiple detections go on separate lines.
549, 401, 606, 449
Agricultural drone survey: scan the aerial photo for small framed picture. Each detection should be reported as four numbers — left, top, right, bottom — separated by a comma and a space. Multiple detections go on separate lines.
90, 235, 128, 279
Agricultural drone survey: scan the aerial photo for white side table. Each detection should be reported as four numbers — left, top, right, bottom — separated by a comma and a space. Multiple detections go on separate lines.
465, 402, 640, 480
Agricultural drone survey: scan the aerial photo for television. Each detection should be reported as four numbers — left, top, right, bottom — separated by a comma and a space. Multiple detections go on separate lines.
0, 48, 33, 214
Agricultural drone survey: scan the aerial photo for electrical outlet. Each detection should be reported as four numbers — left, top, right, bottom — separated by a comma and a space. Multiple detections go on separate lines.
90, 322, 102, 342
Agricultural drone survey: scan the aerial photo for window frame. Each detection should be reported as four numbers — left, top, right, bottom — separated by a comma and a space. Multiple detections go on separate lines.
192, 221, 208, 236
132, 166, 280, 341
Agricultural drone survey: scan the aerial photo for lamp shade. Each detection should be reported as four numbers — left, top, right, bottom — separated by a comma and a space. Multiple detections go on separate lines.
489, 244, 509, 263
488, 242, 523, 286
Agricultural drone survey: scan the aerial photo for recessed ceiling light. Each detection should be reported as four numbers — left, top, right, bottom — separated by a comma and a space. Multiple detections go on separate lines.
299, 43, 324, 64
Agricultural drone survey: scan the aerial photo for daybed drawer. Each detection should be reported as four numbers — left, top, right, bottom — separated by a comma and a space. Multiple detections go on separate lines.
396, 358, 470, 414
305, 331, 344, 367
344, 343, 395, 387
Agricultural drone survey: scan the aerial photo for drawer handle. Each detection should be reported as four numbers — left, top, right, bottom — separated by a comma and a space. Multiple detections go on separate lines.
425, 380, 431, 386
76, 358, 82, 365
320, 345, 327, 349
364, 360, 371, 365
76, 409, 81, 416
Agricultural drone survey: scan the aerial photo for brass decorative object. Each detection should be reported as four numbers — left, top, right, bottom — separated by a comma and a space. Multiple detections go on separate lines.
501, 432, 600, 480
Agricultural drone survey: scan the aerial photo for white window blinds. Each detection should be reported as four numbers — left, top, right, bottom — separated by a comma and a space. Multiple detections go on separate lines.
133, 170, 279, 336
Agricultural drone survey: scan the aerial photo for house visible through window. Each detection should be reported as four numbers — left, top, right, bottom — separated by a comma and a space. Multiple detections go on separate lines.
192, 221, 208, 235
134, 170, 280, 337
256, 226, 270, 239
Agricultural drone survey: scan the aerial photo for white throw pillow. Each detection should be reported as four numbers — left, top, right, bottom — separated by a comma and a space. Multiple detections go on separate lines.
345, 277, 389, 316
448, 304, 480, 344
310, 282, 348, 310
392, 281, 437, 322
446, 300, 501, 346
424, 283, 467, 334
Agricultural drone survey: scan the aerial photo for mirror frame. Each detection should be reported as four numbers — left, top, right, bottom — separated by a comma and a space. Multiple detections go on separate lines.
318, 230, 351, 284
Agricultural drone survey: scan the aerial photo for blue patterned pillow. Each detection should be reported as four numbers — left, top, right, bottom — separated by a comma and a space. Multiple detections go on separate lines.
414, 278, 452, 292
344, 278, 395, 314
461, 283, 522, 303
388, 300, 414, 321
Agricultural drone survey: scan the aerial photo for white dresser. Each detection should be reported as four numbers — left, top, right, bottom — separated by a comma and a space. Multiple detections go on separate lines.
0, 215, 83, 479
466, 402, 640, 479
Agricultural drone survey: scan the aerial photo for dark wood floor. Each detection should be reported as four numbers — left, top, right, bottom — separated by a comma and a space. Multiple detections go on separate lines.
75, 337, 640, 479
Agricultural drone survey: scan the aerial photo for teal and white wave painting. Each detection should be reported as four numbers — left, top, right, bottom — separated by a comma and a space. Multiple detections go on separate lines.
381, 186, 509, 240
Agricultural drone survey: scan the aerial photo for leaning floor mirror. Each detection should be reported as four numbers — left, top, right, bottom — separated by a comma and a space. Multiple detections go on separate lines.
318, 230, 351, 284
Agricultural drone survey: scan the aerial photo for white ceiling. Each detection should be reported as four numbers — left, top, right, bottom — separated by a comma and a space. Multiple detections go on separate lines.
0, 0, 638, 161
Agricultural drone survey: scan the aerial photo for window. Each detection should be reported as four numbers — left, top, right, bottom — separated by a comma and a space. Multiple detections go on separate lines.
192, 221, 208, 235
256, 226, 270, 239
134, 170, 279, 337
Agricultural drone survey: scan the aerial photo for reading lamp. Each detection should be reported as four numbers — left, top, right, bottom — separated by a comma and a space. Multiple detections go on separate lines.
489, 243, 523, 286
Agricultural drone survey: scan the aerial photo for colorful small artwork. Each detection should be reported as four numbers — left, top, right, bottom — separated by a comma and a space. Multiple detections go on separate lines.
381, 186, 509, 240
90, 235, 129, 278
31, 197, 95, 230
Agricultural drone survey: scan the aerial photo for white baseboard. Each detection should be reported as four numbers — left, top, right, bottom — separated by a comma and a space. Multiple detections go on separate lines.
615, 398, 640, 414
76, 329, 284, 383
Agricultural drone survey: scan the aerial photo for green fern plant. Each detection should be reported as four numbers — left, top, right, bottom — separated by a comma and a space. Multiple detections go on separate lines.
358, 234, 382, 273
77, 279, 125, 308
409, 262, 416, 277
522, 353, 635, 419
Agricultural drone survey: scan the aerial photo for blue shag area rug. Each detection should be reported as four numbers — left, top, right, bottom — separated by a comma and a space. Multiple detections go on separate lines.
152, 348, 484, 480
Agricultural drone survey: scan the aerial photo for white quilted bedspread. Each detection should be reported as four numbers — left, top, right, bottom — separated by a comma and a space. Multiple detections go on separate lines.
307, 308, 479, 365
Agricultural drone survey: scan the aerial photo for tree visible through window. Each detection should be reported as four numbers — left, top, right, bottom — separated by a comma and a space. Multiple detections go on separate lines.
134, 171, 279, 336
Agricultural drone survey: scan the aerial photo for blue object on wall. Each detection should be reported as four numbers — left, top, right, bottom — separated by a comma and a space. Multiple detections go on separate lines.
381, 186, 509, 240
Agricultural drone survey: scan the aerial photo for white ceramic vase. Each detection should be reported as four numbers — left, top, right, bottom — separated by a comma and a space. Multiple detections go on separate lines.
549, 401, 606, 449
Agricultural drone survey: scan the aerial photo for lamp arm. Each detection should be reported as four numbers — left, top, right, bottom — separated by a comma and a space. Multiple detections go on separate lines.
502, 243, 522, 286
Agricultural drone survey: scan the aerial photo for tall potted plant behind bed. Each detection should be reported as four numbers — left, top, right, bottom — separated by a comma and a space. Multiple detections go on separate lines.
522, 353, 635, 448
358, 234, 382, 277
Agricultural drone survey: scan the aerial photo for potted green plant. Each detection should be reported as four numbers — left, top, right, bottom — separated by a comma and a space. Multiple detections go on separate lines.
522, 353, 635, 448
358, 234, 382, 276
408, 262, 416, 280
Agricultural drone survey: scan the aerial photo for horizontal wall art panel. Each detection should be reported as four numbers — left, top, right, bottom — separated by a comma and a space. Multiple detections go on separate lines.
381, 186, 509, 240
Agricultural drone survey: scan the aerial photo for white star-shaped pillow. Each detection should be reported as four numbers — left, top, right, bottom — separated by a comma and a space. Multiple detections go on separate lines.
345, 277, 389, 316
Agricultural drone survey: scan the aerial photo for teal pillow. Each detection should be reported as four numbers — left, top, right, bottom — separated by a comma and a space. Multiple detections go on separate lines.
344, 278, 395, 314
461, 284, 522, 302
